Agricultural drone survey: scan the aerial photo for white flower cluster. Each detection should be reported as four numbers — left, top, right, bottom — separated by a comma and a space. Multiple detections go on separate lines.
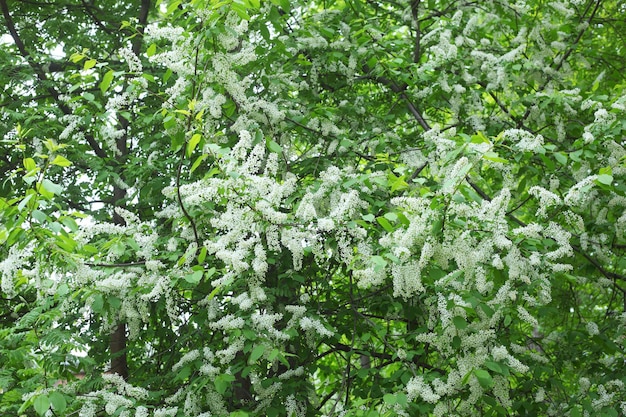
216, 336, 245, 364
118, 46, 142, 72
529, 186, 562, 217
300, 316, 333, 338
504, 129, 545, 153
492, 345, 529, 373
586, 321, 599, 336
252, 311, 288, 341
0, 242, 34, 298
285, 394, 307, 417
406, 376, 440, 404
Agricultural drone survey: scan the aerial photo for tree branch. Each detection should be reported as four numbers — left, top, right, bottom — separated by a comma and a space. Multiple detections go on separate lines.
1, 0, 108, 159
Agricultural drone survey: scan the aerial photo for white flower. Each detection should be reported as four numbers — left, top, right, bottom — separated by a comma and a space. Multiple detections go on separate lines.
300, 316, 333, 338
406, 376, 440, 403
118, 46, 142, 72
504, 129, 544, 153
586, 321, 599, 336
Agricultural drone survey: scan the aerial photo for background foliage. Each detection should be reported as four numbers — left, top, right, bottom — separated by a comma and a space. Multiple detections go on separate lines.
1, 0, 625, 416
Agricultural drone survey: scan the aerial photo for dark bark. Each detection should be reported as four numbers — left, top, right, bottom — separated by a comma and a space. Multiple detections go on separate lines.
108, 0, 152, 381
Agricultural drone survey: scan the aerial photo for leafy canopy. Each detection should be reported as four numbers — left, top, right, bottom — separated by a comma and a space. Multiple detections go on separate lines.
1, 0, 625, 416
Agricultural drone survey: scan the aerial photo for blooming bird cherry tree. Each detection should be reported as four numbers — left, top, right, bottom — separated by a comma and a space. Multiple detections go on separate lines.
1, 0, 625, 416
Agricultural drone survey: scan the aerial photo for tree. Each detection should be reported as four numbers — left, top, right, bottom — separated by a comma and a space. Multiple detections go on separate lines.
1, 0, 625, 415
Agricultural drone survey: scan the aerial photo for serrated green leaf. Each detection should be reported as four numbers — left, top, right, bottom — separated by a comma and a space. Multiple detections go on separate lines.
147, 43, 157, 57
49, 391, 66, 413
596, 174, 613, 185
554, 152, 567, 165
483, 151, 508, 163
383, 393, 396, 405
362, 213, 375, 222
599, 166, 612, 175
452, 335, 461, 348
100, 70, 114, 93
485, 360, 503, 374
31, 209, 47, 223
17, 194, 34, 211
383, 212, 398, 222
92, 294, 104, 313
198, 246, 207, 264
70, 52, 85, 63
33, 394, 49, 416
376, 216, 394, 232
249, 344, 265, 364
84, 59, 97, 70
214, 374, 235, 395
474, 369, 493, 388
187, 133, 202, 157
471, 132, 491, 144
51, 155, 72, 167
175, 365, 192, 381
56, 283, 69, 296
184, 270, 204, 284
372, 255, 387, 268
23, 157, 36, 171
37, 180, 59, 198
452, 316, 467, 329
267, 139, 282, 153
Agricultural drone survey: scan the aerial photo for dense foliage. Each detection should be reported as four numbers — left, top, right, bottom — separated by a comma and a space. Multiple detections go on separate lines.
1, 0, 625, 416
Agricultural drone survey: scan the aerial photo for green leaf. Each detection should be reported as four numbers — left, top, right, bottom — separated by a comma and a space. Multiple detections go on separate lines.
452, 316, 467, 329
371, 255, 387, 269
51, 155, 72, 167
266, 139, 282, 153
383, 393, 396, 405
84, 59, 97, 70
485, 360, 503, 374
187, 133, 202, 157
92, 294, 104, 313
214, 374, 235, 395
383, 212, 398, 222
147, 43, 157, 57
17, 193, 34, 211
474, 369, 493, 389
198, 246, 207, 264
49, 392, 66, 413
362, 213, 375, 222
23, 157, 37, 171
482, 151, 508, 163
31, 209, 47, 223
184, 270, 204, 284
33, 394, 49, 416
599, 166, 612, 175
451, 335, 461, 349
70, 52, 85, 63
175, 365, 192, 381
471, 131, 491, 144
100, 70, 114, 93
376, 216, 394, 232
554, 152, 567, 165
596, 174, 613, 185
249, 344, 265, 364
56, 283, 69, 297
39, 179, 63, 197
